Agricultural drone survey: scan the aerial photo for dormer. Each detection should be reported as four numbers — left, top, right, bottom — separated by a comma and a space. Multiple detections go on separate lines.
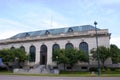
45, 30, 50, 35
25, 33, 30, 37
68, 28, 73, 32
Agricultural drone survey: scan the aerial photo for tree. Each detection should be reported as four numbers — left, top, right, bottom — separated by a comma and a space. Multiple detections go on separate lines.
0, 49, 14, 62
0, 48, 29, 69
52, 48, 89, 70
91, 46, 110, 67
110, 44, 120, 64
52, 49, 69, 70
65, 48, 89, 69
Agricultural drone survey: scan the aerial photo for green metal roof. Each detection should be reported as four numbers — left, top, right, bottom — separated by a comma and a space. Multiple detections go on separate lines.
10, 25, 99, 39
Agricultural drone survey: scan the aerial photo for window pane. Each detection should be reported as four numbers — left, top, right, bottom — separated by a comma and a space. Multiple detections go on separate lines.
30, 46, 36, 62
79, 42, 89, 54
65, 43, 74, 49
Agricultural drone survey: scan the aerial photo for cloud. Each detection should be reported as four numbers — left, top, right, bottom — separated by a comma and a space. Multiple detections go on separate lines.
0, 18, 34, 30
0, 30, 21, 39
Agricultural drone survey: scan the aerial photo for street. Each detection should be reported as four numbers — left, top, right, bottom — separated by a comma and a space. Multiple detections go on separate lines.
0, 75, 120, 80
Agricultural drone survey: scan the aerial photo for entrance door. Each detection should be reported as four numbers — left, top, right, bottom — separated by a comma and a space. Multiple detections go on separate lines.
40, 45, 47, 65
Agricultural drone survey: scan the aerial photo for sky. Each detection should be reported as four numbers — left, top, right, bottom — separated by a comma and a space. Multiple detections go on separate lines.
0, 0, 120, 48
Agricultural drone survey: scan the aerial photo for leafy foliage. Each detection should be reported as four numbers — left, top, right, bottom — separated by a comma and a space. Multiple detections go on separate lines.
110, 44, 120, 63
91, 46, 110, 67
52, 48, 89, 69
0, 48, 29, 68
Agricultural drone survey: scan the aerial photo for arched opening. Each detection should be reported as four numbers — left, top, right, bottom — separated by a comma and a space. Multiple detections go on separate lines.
20, 46, 25, 52
79, 42, 89, 54
52, 44, 60, 61
65, 43, 74, 49
40, 45, 47, 65
29, 45, 36, 62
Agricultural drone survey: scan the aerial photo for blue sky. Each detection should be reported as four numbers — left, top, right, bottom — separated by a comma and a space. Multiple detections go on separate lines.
0, 0, 120, 48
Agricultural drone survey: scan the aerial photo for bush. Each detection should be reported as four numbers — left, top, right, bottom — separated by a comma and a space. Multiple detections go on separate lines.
109, 68, 120, 72
0, 66, 8, 71
89, 67, 97, 72
110, 68, 116, 71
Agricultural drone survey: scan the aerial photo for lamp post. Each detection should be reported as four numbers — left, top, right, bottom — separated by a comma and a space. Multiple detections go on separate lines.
94, 21, 101, 76
56, 56, 58, 68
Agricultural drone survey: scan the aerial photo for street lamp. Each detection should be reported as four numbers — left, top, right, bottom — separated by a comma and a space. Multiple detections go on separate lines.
56, 56, 58, 68
94, 21, 101, 76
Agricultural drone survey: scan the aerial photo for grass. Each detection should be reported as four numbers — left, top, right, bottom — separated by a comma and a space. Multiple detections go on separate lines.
0, 70, 120, 77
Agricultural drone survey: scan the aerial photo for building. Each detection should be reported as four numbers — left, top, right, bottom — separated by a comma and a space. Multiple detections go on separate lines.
0, 25, 111, 72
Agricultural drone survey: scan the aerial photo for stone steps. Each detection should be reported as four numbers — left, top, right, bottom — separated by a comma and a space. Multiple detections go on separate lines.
13, 65, 58, 74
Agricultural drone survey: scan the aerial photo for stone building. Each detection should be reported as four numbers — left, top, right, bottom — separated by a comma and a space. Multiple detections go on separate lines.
0, 25, 111, 71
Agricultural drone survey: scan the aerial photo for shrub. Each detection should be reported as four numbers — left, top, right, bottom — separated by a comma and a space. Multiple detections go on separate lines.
89, 67, 97, 72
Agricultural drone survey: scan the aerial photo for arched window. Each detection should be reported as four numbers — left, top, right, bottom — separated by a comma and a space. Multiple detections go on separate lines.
52, 44, 60, 61
65, 43, 74, 49
40, 45, 47, 53
79, 42, 89, 54
29, 45, 36, 62
52, 44, 60, 51
20, 46, 25, 52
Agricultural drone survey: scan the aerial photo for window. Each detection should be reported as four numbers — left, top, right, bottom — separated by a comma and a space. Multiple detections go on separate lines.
25, 33, 30, 37
52, 44, 60, 52
65, 43, 74, 49
40, 45, 47, 53
20, 46, 25, 52
52, 44, 60, 61
29, 45, 36, 62
79, 42, 89, 54
45, 30, 50, 35
68, 28, 73, 32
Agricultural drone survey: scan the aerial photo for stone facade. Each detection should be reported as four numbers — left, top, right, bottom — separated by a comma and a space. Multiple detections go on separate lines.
0, 25, 111, 71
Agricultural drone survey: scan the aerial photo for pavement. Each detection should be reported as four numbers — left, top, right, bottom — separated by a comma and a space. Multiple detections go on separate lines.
0, 75, 120, 80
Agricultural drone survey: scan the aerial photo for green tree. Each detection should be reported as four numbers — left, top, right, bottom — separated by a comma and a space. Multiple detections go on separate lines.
0, 49, 14, 62
91, 46, 110, 67
65, 48, 89, 69
110, 44, 120, 64
0, 48, 29, 69
52, 48, 89, 70
53, 49, 69, 70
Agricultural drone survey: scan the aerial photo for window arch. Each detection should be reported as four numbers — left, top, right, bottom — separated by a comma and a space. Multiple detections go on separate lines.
52, 44, 60, 61
40, 45, 47, 53
29, 45, 36, 62
65, 43, 74, 49
20, 46, 25, 52
79, 42, 89, 54
52, 44, 60, 51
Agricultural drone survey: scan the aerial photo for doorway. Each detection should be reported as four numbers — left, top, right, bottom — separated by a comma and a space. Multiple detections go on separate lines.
40, 45, 47, 65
